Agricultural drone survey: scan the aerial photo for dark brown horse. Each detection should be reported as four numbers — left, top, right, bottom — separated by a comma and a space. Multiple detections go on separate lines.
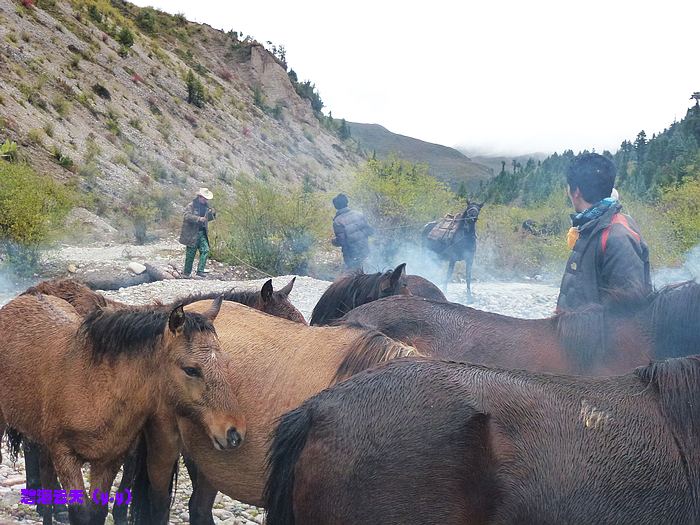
310, 263, 409, 325
422, 201, 483, 299
406, 274, 447, 301
339, 281, 700, 375
0, 293, 244, 525
265, 355, 700, 524
22, 277, 305, 323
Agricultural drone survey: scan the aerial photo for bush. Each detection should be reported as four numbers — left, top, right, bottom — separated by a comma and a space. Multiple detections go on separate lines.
122, 188, 173, 244
0, 161, 73, 275
210, 177, 331, 274
185, 69, 205, 108
116, 27, 133, 48
659, 178, 700, 254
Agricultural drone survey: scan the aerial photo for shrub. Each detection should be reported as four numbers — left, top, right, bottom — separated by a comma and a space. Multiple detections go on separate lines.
117, 27, 134, 47
211, 177, 331, 274
135, 8, 156, 33
0, 139, 18, 161
659, 178, 700, 254
0, 160, 73, 275
50, 145, 73, 169
185, 69, 205, 108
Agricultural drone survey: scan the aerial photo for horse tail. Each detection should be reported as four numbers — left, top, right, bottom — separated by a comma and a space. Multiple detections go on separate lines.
127, 435, 179, 525
264, 405, 314, 525
2, 427, 23, 464
332, 327, 419, 384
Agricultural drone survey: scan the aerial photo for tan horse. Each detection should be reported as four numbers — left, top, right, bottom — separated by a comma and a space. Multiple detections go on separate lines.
153, 301, 416, 524
0, 293, 245, 525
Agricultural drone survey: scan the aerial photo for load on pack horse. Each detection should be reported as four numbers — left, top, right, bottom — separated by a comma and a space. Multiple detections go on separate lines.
422, 200, 484, 299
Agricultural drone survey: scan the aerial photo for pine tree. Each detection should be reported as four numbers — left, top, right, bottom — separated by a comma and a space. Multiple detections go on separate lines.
186, 70, 205, 108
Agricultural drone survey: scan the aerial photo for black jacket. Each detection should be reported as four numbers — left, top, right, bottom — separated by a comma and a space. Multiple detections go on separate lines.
332, 207, 374, 260
557, 203, 652, 311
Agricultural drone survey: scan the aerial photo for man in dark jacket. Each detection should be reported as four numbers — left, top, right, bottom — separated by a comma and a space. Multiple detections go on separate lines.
180, 188, 216, 277
331, 193, 374, 271
557, 153, 652, 311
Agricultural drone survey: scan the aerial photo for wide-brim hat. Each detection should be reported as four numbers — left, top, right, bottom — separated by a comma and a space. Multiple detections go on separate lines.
197, 188, 213, 200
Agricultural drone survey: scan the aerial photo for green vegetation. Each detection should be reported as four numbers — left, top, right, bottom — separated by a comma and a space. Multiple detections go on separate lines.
0, 139, 18, 161
185, 69, 205, 108
287, 69, 323, 113
0, 160, 73, 275
211, 176, 331, 274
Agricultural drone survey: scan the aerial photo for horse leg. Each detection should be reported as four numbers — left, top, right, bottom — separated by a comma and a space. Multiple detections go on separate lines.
443, 260, 455, 292
50, 446, 91, 525
87, 457, 123, 525
112, 443, 139, 525
466, 255, 474, 303
185, 457, 218, 525
142, 416, 182, 524
36, 448, 72, 525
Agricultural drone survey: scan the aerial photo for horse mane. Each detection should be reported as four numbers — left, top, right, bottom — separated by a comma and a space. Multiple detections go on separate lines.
332, 324, 418, 384
635, 355, 700, 511
79, 304, 215, 361
310, 270, 393, 326
174, 288, 261, 308
647, 281, 700, 359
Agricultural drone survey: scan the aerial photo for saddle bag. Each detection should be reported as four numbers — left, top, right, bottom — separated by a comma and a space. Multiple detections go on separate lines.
427, 213, 462, 242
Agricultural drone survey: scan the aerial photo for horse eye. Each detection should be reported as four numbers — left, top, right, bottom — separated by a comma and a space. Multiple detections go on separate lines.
182, 366, 202, 378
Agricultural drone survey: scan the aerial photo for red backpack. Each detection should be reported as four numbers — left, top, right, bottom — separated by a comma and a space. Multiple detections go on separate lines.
601, 213, 640, 253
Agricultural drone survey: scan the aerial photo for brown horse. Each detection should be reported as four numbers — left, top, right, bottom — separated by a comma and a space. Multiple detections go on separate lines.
0, 293, 244, 525
339, 281, 700, 375
134, 301, 416, 525
309, 263, 409, 325
14, 277, 305, 524
265, 355, 700, 524
406, 274, 447, 301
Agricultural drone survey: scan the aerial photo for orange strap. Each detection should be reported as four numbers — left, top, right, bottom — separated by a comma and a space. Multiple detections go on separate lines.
601, 214, 640, 253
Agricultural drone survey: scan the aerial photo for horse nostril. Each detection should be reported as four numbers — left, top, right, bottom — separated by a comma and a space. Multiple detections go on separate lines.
227, 428, 242, 448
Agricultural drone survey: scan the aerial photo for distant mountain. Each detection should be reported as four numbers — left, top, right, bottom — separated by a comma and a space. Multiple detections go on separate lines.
459, 150, 549, 176
348, 123, 493, 193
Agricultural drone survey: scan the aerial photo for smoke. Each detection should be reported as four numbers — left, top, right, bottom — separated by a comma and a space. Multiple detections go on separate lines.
654, 243, 700, 288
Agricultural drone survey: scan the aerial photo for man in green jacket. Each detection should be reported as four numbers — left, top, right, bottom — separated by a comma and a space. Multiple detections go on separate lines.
557, 154, 652, 311
180, 188, 216, 277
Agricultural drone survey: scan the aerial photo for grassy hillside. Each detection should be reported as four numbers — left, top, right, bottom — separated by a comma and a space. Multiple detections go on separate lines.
0, 0, 362, 219
348, 122, 493, 193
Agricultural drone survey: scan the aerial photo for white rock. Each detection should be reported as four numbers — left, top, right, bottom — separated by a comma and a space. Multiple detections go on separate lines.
67, 264, 78, 273
127, 262, 147, 275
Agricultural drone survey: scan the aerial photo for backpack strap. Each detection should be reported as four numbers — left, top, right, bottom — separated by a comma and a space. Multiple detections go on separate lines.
601, 213, 640, 254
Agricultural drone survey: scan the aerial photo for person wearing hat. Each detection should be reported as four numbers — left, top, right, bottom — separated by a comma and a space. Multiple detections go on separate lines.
558, 153, 651, 311
331, 193, 374, 271
180, 188, 216, 277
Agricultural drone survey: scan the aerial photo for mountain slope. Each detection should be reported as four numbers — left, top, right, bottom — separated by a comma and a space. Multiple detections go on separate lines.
348, 122, 493, 192
0, 0, 361, 212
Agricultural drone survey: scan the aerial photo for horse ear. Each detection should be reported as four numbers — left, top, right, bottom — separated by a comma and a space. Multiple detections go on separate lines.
203, 295, 223, 321
278, 276, 296, 297
168, 305, 186, 334
390, 263, 407, 287
261, 279, 274, 302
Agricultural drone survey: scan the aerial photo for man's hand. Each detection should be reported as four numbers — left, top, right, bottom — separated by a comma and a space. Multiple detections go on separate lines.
198, 217, 207, 223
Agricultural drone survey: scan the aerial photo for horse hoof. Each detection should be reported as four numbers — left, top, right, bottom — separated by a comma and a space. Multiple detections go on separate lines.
54, 508, 70, 524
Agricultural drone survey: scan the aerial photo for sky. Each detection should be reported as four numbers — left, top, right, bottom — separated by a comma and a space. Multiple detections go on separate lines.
132, 0, 699, 156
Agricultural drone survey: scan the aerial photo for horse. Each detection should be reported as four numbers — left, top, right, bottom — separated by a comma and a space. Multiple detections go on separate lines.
338, 281, 700, 375
422, 201, 484, 299
130, 300, 416, 525
12, 277, 305, 524
406, 274, 447, 301
309, 263, 409, 325
22, 276, 305, 323
265, 355, 700, 525
0, 293, 245, 525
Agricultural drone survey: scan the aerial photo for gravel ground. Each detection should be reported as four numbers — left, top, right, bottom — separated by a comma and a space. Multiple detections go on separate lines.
0, 239, 559, 524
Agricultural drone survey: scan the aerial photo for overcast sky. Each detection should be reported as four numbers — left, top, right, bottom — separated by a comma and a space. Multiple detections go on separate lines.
133, 0, 699, 156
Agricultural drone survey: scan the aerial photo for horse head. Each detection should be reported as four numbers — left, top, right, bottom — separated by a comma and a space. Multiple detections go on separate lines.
463, 201, 484, 222
258, 278, 307, 324
163, 297, 246, 451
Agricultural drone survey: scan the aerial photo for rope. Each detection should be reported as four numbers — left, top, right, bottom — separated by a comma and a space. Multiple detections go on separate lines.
373, 217, 473, 232
224, 253, 275, 279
